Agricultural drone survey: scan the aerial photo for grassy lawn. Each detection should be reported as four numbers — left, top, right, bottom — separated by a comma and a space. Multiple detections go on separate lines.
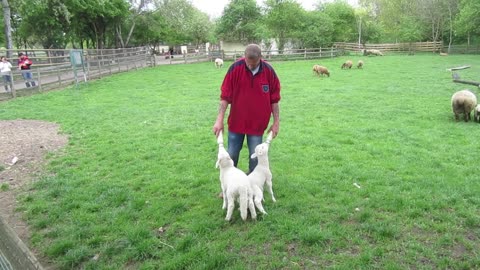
0, 54, 479, 269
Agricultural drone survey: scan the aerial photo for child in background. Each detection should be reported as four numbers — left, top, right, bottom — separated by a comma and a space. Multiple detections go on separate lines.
0, 56, 13, 92
18, 52, 36, 87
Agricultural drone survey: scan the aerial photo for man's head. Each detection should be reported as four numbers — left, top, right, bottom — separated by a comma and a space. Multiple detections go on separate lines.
18, 53, 25, 59
244, 44, 262, 71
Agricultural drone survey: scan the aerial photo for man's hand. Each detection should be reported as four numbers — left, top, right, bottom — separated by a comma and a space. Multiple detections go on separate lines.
212, 120, 223, 137
268, 122, 279, 138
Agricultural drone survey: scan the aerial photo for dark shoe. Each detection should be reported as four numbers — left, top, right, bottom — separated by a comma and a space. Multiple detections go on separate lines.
25, 82, 31, 87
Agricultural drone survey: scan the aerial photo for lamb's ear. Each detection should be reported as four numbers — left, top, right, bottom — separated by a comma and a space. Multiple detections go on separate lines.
215, 160, 219, 168
251, 153, 257, 159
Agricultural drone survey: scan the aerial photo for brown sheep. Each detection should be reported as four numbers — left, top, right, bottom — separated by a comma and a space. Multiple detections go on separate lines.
451, 90, 477, 122
341, 60, 353, 69
313, 64, 330, 77
357, 60, 364, 69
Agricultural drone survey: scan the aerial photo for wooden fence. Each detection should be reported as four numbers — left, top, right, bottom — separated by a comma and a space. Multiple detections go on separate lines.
0, 46, 152, 101
154, 46, 339, 64
444, 44, 480, 54
1, 42, 477, 101
334, 41, 444, 54
224, 47, 339, 61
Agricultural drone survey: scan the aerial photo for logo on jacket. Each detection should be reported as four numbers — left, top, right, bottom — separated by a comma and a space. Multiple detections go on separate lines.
262, 85, 269, 93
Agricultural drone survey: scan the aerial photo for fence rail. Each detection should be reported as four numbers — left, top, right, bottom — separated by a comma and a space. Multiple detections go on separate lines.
1, 43, 478, 101
213, 47, 339, 62
444, 44, 480, 54
334, 41, 444, 54
0, 47, 152, 101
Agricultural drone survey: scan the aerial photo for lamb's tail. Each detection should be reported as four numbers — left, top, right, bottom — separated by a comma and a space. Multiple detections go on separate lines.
239, 186, 248, 221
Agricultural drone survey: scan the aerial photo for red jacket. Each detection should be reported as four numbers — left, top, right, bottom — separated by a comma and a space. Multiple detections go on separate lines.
220, 58, 281, 135
18, 56, 33, 70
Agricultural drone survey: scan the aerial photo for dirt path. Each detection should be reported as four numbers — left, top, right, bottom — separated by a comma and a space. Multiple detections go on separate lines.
0, 120, 68, 269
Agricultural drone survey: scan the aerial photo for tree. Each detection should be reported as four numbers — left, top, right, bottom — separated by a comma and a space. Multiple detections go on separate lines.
66, 0, 130, 49
2, 0, 13, 58
116, 0, 153, 48
186, 8, 214, 47
415, 0, 445, 42
215, 0, 263, 43
296, 10, 334, 48
264, 0, 305, 52
12, 0, 71, 49
444, 0, 459, 52
454, 0, 480, 45
130, 10, 170, 49
320, 0, 357, 42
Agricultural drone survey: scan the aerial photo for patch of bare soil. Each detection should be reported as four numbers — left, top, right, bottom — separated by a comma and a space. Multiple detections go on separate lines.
0, 120, 68, 269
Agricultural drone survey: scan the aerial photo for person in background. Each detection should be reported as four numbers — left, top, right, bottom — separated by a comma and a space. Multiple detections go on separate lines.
18, 52, 36, 88
0, 56, 13, 92
212, 43, 281, 174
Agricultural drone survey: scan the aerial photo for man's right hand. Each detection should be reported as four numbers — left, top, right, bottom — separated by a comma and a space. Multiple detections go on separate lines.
212, 121, 223, 137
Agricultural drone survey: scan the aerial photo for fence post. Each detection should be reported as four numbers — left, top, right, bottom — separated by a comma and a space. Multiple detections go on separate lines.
108, 53, 113, 75
10, 71, 16, 98
97, 57, 102, 78
304, 49, 306, 59
56, 66, 62, 86
36, 69, 42, 91
117, 52, 121, 72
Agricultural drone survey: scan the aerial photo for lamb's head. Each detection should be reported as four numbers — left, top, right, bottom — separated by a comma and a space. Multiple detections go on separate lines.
250, 131, 273, 159
216, 147, 233, 168
251, 143, 269, 159
216, 130, 231, 168
474, 104, 480, 122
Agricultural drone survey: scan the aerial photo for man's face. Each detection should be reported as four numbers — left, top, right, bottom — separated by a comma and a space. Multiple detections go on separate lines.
245, 57, 260, 71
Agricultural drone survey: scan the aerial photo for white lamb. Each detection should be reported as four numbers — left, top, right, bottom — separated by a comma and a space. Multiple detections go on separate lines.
216, 131, 256, 221
215, 58, 224, 68
247, 131, 276, 215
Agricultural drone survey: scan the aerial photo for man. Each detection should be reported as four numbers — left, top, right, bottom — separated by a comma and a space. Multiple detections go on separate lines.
18, 53, 36, 88
213, 44, 281, 174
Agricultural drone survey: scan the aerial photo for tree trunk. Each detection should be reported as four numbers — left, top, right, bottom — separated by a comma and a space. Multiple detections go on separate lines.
124, 21, 136, 48
2, 0, 13, 59
116, 26, 125, 48
448, 4, 453, 53
357, 17, 362, 48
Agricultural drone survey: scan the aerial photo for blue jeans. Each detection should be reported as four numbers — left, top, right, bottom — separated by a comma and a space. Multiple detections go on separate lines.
2, 74, 11, 91
227, 131, 263, 173
21, 70, 35, 87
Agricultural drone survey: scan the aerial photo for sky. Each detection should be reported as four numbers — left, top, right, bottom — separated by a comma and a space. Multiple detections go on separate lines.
191, 0, 359, 19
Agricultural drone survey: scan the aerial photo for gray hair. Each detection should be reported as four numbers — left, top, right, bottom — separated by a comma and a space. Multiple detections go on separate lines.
245, 44, 262, 59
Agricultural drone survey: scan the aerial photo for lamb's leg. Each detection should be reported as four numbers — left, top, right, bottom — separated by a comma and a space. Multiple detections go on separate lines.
266, 175, 276, 202
254, 196, 267, 215
249, 197, 257, 219
222, 190, 227, 210
225, 195, 235, 221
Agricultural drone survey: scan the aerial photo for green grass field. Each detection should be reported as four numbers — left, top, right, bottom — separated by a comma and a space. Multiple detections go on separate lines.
0, 54, 479, 269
